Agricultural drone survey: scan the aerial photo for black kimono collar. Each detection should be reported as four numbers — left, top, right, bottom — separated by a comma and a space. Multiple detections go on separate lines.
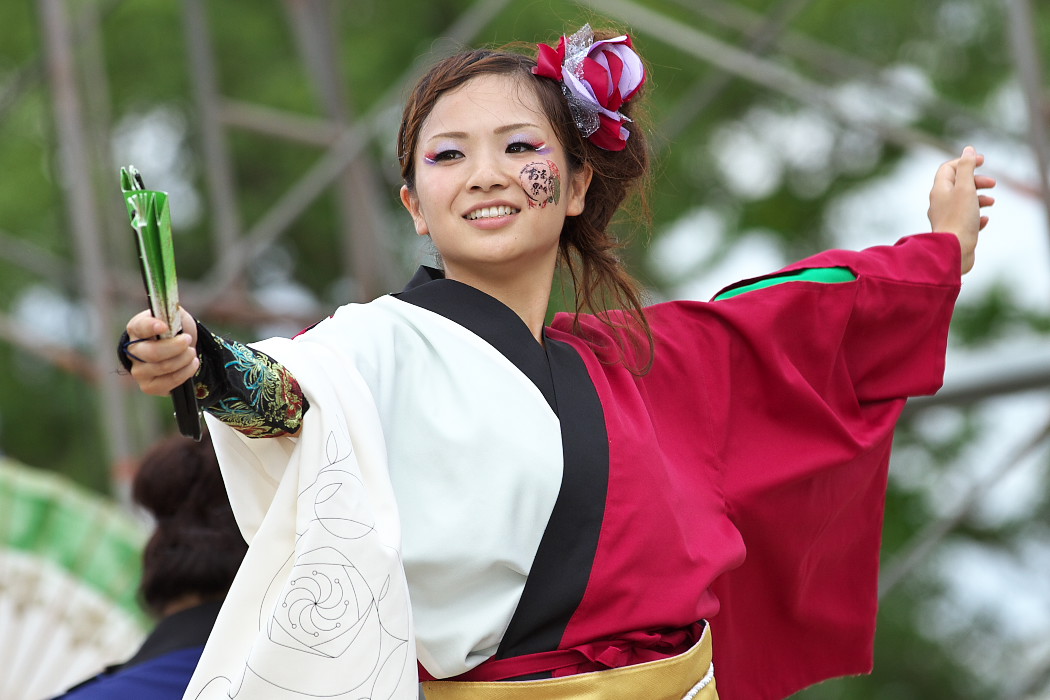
115, 600, 222, 671
397, 268, 611, 660
401, 264, 445, 291
394, 266, 558, 413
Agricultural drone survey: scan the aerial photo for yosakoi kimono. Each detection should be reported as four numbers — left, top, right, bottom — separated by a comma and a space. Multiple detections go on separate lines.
188, 232, 961, 700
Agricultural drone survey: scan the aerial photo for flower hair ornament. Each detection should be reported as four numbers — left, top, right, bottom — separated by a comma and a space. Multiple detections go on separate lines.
533, 24, 646, 151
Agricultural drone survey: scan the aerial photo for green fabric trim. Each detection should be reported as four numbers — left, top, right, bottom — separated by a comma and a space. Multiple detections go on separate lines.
714, 267, 856, 301
0, 458, 149, 626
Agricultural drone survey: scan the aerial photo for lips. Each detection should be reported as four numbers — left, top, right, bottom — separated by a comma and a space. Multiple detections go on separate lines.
464, 204, 520, 221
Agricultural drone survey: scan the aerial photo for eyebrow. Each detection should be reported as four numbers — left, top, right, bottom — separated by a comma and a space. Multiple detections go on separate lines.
426, 122, 542, 141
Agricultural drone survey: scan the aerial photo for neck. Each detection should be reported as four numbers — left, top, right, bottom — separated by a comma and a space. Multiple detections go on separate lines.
443, 264, 555, 343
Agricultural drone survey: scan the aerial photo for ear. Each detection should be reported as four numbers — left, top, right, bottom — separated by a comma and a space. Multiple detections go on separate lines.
400, 185, 429, 237
565, 163, 593, 217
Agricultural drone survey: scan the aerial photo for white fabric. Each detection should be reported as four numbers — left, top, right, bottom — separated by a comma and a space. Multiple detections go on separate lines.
187, 295, 563, 698
189, 336, 414, 700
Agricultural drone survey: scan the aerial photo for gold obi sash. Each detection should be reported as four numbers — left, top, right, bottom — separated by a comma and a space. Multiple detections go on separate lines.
421, 624, 717, 700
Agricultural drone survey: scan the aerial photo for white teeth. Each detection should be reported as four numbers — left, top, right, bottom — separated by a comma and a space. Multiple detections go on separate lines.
466, 205, 519, 220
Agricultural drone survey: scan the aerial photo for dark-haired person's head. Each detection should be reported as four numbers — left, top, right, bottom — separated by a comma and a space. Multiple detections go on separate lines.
132, 432, 247, 618
397, 30, 650, 268
396, 27, 656, 369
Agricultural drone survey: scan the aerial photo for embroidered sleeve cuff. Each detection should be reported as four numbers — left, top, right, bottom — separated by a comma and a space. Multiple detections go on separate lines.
195, 321, 309, 438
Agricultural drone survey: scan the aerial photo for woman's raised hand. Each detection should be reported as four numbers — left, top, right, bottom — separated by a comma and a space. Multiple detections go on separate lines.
124, 307, 200, 396
928, 146, 996, 274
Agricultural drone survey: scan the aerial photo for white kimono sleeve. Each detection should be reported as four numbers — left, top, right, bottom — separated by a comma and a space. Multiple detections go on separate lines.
186, 334, 417, 700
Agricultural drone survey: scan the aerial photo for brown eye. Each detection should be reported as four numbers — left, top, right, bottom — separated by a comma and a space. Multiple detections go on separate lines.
507, 142, 539, 154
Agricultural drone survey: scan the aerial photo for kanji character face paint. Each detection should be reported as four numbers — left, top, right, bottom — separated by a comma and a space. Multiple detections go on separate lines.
520, 160, 561, 209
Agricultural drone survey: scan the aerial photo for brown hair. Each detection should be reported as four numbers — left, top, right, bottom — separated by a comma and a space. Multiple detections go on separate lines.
397, 31, 655, 372
132, 432, 247, 617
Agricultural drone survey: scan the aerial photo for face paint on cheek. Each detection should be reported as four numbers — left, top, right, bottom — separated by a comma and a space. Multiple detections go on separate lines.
519, 160, 561, 209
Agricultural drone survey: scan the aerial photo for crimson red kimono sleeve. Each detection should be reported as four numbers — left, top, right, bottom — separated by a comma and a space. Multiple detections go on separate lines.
704, 233, 961, 698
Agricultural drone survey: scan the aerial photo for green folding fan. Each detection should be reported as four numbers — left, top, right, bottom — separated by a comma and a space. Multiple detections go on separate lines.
0, 458, 149, 700
120, 166, 202, 441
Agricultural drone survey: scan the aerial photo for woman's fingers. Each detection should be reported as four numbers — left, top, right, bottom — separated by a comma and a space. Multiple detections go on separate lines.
128, 338, 199, 395
928, 146, 996, 274
975, 174, 997, 191
131, 355, 199, 393
132, 332, 194, 364
126, 308, 169, 340
123, 309, 200, 395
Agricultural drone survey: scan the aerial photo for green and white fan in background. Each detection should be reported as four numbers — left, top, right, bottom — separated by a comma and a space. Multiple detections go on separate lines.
0, 458, 149, 700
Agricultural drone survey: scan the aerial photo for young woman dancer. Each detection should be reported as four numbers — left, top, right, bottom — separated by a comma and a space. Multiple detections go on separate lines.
121, 24, 995, 700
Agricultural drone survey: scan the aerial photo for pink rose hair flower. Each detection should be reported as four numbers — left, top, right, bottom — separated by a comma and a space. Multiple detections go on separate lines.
534, 24, 646, 151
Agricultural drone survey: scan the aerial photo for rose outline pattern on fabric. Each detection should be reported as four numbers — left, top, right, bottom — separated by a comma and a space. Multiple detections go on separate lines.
192, 431, 412, 699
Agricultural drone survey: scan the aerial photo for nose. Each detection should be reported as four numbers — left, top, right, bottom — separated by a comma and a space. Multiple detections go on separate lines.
467, 148, 510, 192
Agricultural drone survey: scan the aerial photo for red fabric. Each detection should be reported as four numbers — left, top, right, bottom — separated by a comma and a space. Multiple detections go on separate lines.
613, 34, 643, 105
532, 32, 642, 151
537, 234, 961, 699
533, 38, 565, 80
447, 623, 705, 682
582, 57, 611, 106
434, 234, 959, 697
586, 114, 626, 152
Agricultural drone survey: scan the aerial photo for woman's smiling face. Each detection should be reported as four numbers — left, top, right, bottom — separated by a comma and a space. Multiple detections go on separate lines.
399, 73, 591, 285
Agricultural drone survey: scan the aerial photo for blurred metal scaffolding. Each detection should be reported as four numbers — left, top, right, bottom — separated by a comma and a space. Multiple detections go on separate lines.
37, 0, 133, 470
